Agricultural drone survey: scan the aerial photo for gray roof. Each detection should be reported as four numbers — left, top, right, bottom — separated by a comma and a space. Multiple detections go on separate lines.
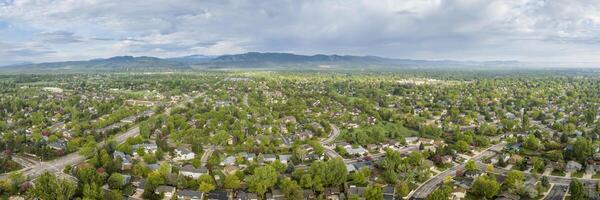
155, 185, 175, 193
176, 147, 193, 154
178, 189, 203, 198
180, 164, 208, 174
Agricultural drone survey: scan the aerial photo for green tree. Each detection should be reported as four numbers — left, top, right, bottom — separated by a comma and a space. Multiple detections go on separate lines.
572, 137, 593, 163
108, 173, 125, 189
396, 182, 410, 197
83, 183, 104, 200
281, 178, 304, 200
524, 135, 541, 150
469, 175, 500, 199
223, 174, 241, 190
465, 160, 477, 173
426, 184, 451, 200
246, 165, 278, 197
365, 185, 383, 200
569, 179, 586, 200
106, 189, 124, 200
325, 158, 348, 186
199, 182, 216, 193
455, 140, 470, 153
28, 172, 76, 200
505, 170, 524, 190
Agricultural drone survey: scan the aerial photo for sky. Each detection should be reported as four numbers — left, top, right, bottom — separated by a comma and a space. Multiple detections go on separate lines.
1, 0, 600, 65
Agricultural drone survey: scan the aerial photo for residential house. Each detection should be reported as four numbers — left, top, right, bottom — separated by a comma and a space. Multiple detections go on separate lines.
236, 191, 259, 200
121, 116, 138, 124
279, 155, 291, 165
266, 190, 284, 200
220, 156, 236, 166
132, 143, 158, 156
382, 186, 395, 200
207, 190, 228, 200
566, 161, 583, 173
303, 190, 316, 200
113, 151, 133, 170
174, 147, 196, 161
346, 146, 368, 156
419, 138, 435, 145
177, 190, 204, 200
155, 185, 176, 200
263, 154, 277, 163
346, 164, 357, 172
179, 165, 208, 179
241, 152, 256, 162
346, 186, 366, 199
48, 139, 67, 151
323, 187, 341, 200
223, 165, 239, 176
405, 137, 419, 145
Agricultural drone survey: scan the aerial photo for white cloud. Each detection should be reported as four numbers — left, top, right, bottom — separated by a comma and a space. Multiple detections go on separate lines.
1, 0, 600, 64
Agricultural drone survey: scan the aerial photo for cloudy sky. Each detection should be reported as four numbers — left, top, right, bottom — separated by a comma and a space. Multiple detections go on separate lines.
1, 0, 600, 65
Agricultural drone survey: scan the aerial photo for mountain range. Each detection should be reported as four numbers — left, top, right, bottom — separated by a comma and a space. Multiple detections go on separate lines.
1, 52, 524, 72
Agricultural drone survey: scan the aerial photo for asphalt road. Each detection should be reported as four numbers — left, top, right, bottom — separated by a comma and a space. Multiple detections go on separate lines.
409, 142, 506, 199
544, 184, 569, 200
322, 124, 343, 159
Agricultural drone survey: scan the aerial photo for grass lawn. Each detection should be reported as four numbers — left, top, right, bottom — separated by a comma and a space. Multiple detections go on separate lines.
436, 163, 453, 171
551, 169, 566, 177
572, 171, 584, 178
0, 159, 23, 173
593, 172, 600, 179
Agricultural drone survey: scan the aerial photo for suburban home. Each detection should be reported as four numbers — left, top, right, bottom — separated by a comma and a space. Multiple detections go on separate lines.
366, 144, 378, 151
113, 151, 133, 170
177, 189, 204, 200
423, 145, 436, 152
223, 165, 239, 176
179, 165, 208, 179
405, 137, 419, 145
566, 161, 583, 172
174, 147, 196, 161
346, 146, 368, 156
207, 190, 228, 200
323, 187, 342, 200
120, 116, 138, 124
132, 143, 158, 156
423, 159, 436, 170
346, 186, 366, 199
419, 138, 435, 145
220, 156, 236, 166
279, 155, 292, 165
296, 130, 314, 140
346, 164, 357, 172
306, 153, 324, 161
155, 185, 176, 200
303, 190, 316, 200
451, 187, 467, 200
236, 191, 259, 200
263, 154, 277, 163
241, 152, 256, 162
48, 139, 67, 151
266, 189, 285, 200
382, 186, 395, 200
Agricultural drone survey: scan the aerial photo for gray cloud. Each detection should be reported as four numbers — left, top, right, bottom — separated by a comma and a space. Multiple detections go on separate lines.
1, 0, 600, 63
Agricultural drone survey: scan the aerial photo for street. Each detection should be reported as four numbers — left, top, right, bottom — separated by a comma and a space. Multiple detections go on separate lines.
544, 184, 569, 200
